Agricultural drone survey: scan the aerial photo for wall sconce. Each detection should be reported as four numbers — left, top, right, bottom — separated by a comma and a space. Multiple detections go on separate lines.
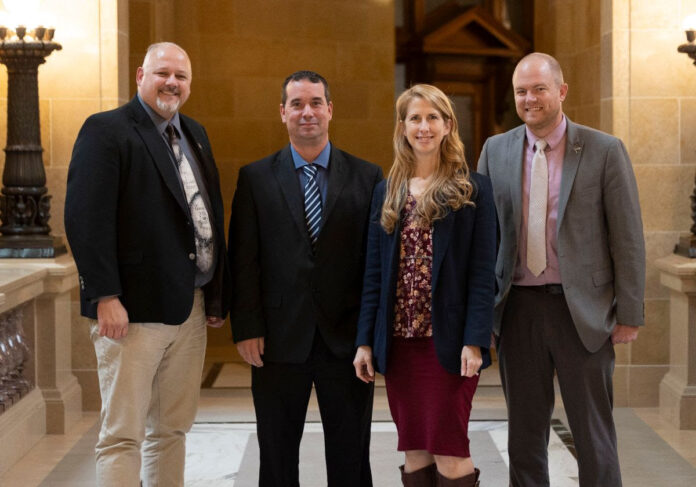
0, 7, 65, 257
678, 15, 696, 65
675, 14, 696, 257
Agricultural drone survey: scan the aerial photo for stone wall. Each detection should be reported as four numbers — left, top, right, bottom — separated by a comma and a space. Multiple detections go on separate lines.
534, 0, 696, 406
1, 1, 395, 410
128, 0, 396, 362
0, 1, 129, 411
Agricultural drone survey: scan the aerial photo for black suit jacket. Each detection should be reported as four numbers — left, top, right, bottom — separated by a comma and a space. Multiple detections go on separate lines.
228, 144, 383, 363
355, 174, 497, 375
65, 96, 230, 324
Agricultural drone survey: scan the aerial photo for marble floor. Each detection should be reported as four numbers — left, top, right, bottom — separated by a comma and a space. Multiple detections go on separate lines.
1, 363, 696, 486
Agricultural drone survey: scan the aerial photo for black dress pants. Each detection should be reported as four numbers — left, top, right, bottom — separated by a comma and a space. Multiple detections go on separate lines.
251, 331, 374, 487
498, 286, 621, 487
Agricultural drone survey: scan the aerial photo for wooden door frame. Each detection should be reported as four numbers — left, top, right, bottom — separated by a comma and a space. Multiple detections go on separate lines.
434, 80, 487, 169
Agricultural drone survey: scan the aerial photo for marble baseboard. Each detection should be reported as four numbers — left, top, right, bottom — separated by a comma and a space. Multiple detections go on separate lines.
0, 389, 46, 477
43, 375, 83, 434
660, 372, 696, 429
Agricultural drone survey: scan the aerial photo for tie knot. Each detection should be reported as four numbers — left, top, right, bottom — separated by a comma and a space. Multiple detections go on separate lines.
303, 164, 318, 179
165, 124, 177, 145
535, 139, 547, 152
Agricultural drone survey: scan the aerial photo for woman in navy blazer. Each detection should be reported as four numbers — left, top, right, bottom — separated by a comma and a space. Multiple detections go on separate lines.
353, 85, 496, 487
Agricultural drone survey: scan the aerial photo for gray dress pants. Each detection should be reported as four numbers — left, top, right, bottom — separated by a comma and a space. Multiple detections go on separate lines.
498, 285, 621, 487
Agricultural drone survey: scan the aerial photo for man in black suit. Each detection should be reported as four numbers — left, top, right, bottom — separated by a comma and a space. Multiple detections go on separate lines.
229, 71, 382, 487
65, 42, 229, 486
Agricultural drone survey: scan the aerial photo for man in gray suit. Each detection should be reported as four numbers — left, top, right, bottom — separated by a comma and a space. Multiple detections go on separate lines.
478, 52, 645, 487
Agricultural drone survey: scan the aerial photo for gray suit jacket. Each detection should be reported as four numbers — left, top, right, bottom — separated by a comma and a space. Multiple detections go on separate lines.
477, 118, 645, 353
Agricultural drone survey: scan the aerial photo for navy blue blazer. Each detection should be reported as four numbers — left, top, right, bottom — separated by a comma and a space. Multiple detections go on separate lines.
355, 173, 497, 375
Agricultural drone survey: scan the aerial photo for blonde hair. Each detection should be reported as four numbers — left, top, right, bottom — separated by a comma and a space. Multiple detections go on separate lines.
381, 84, 474, 233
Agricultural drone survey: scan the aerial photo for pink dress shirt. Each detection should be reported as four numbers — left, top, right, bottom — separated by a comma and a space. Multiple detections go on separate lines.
513, 116, 567, 286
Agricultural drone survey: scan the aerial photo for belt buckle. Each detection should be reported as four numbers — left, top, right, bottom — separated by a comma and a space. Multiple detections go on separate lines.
545, 284, 563, 295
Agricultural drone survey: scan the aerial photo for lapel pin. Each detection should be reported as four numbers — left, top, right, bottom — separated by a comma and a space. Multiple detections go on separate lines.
574, 145, 581, 154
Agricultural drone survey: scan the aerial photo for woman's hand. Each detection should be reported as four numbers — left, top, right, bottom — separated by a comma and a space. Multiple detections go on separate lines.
353, 345, 375, 383
461, 345, 482, 377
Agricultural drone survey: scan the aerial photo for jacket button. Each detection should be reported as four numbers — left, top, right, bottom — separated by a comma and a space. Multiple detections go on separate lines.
188, 253, 196, 260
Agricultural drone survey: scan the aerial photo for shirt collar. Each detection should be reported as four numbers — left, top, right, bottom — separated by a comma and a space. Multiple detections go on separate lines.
137, 93, 182, 138
525, 115, 567, 151
290, 142, 331, 170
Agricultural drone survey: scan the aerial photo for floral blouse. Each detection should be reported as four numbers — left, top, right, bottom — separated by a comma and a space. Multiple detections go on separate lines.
393, 193, 433, 338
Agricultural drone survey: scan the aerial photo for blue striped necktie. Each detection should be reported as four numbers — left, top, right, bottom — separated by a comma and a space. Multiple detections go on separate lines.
303, 164, 322, 250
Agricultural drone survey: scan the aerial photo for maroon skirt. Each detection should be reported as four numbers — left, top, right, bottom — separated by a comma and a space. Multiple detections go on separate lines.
384, 336, 479, 458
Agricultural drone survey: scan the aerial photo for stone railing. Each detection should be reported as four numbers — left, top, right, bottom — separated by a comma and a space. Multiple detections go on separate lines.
0, 255, 81, 476
0, 307, 33, 413
656, 254, 696, 429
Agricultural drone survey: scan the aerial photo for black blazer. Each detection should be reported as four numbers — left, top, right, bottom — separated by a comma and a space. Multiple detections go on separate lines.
228, 144, 383, 363
65, 97, 230, 323
355, 173, 497, 375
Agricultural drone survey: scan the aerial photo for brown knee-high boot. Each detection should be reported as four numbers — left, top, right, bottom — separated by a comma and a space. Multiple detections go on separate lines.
400, 463, 437, 486
436, 468, 480, 486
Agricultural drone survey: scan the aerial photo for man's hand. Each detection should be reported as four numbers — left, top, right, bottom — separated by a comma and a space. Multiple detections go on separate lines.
97, 297, 129, 339
611, 324, 639, 345
461, 345, 482, 377
237, 337, 265, 367
353, 345, 375, 383
206, 316, 224, 328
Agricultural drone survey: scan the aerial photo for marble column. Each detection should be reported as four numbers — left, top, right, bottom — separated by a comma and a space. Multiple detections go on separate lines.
656, 254, 696, 429
33, 256, 82, 433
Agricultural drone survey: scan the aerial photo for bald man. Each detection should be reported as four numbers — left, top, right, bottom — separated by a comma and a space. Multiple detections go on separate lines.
478, 52, 645, 486
65, 42, 230, 486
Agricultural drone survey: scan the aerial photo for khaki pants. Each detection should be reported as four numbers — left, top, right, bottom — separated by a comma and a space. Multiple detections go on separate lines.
91, 290, 207, 487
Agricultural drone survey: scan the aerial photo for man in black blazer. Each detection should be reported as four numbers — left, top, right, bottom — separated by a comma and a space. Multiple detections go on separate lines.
229, 71, 382, 487
65, 42, 229, 486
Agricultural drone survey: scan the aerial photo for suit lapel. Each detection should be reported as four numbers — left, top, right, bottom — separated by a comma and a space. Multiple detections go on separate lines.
273, 145, 310, 245
431, 209, 455, 294
508, 127, 526, 241
129, 99, 189, 216
557, 119, 583, 232
180, 117, 213, 187
322, 146, 348, 225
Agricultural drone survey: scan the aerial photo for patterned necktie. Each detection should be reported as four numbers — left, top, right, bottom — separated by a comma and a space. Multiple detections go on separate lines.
527, 139, 548, 277
303, 164, 322, 250
166, 124, 214, 273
